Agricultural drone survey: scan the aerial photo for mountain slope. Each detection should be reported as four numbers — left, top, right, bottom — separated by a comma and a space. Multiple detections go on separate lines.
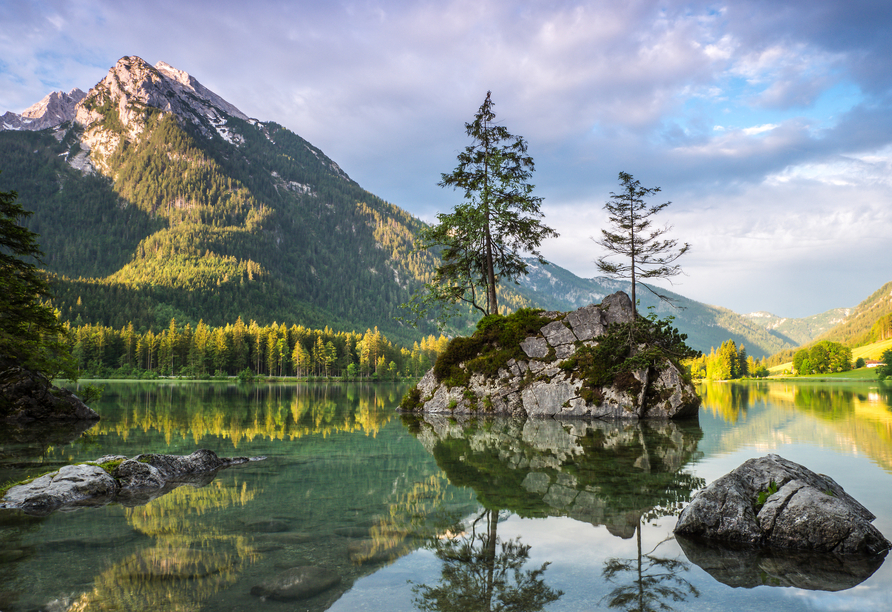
814, 281, 892, 347
743, 308, 852, 346
0, 56, 538, 343
516, 259, 799, 359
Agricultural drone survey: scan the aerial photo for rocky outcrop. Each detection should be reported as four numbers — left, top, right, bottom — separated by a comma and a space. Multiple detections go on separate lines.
0, 450, 263, 516
0, 88, 86, 131
0, 365, 99, 423
403, 292, 699, 419
674, 454, 891, 555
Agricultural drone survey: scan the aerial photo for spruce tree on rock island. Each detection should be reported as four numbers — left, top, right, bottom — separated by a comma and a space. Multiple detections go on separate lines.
408, 91, 558, 325
594, 172, 690, 316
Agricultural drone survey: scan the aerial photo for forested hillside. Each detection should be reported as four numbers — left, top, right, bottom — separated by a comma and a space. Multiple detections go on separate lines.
814, 281, 892, 347
0, 57, 542, 346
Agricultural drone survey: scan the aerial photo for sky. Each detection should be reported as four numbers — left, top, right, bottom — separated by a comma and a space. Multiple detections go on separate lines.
2, 0, 891, 318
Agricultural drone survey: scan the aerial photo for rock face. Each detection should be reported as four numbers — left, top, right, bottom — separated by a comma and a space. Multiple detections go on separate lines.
0, 88, 86, 131
404, 292, 699, 419
0, 366, 99, 423
0, 450, 262, 516
674, 454, 891, 555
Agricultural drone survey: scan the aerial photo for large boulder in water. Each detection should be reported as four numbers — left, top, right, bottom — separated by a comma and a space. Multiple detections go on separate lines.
674, 454, 891, 555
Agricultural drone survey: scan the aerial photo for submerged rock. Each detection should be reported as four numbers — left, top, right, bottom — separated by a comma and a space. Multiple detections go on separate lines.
0, 450, 263, 516
401, 292, 700, 419
674, 454, 891, 555
250, 566, 341, 601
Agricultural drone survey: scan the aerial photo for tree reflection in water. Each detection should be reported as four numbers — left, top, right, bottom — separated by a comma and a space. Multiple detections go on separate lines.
602, 523, 699, 612
412, 508, 562, 612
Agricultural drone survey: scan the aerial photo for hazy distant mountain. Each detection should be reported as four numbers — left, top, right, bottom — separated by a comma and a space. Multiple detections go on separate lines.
743, 308, 852, 346
515, 259, 799, 359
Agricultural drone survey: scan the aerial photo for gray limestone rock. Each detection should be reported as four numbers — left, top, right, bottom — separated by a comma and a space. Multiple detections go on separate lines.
113, 459, 165, 489
2, 464, 116, 515
601, 292, 636, 326
565, 304, 606, 341
1, 450, 263, 516
674, 454, 891, 555
540, 320, 577, 347
520, 337, 550, 359
401, 291, 699, 420
251, 566, 341, 601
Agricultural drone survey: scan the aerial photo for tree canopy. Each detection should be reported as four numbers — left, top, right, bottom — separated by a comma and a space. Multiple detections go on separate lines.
595, 172, 690, 315
0, 179, 74, 379
407, 92, 557, 326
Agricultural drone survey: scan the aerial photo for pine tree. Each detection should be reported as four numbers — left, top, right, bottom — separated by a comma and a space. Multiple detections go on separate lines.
408, 91, 557, 323
594, 172, 690, 315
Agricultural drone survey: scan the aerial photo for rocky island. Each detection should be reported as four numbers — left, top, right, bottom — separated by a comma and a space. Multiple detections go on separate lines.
400, 292, 700, 419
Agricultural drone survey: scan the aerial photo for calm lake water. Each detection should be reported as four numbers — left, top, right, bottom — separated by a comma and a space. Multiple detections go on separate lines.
1, 380, 891, 612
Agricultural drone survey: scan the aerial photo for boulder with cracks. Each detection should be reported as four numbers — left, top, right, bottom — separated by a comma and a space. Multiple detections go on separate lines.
674, 454, 891, 555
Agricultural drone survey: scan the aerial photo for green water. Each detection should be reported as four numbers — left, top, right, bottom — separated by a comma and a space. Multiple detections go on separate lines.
1, 380, 891, 611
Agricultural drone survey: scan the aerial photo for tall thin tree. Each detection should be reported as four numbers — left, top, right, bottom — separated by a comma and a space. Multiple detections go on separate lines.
594, 172, 690, 316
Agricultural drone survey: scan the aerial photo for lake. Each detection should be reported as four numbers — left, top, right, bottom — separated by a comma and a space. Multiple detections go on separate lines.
1, 379, 891, 611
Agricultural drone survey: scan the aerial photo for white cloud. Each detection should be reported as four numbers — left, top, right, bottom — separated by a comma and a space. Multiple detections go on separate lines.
742, 123, 779, 135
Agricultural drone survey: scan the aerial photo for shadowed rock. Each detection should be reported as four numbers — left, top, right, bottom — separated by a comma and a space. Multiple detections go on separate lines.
674, 454, 891, 555
676, 534, 887, 591
1, 366, 99, 423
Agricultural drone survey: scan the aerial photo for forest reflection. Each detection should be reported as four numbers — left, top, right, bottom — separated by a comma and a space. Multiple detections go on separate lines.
698, 381, 892, 473
74, 382, 403, 446
67, 479, 259, 611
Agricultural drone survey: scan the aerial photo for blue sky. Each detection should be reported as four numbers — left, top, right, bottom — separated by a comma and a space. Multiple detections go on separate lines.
2, 0, 890, 318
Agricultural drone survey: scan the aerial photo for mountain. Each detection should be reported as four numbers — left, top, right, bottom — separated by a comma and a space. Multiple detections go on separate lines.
812, 281, 892, 347
514, 259, 799, 359
742, 308, 852, 346
0, 88, 86, 131
0, 56, 481, 345
0, 55, 824, 356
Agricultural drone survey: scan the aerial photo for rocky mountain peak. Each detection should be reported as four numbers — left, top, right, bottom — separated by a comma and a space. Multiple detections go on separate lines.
69, 55, 252, 172
1, 88, 85, 131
